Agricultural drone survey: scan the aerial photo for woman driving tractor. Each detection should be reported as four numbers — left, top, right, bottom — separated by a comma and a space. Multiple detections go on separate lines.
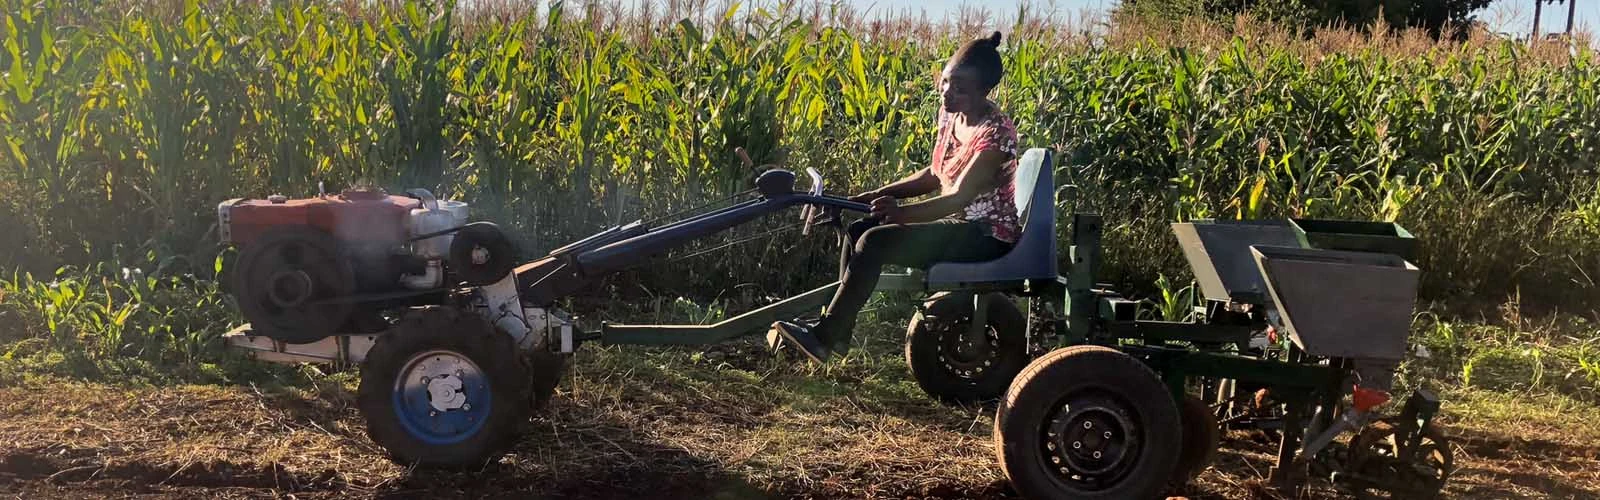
772, 31, 1020, 363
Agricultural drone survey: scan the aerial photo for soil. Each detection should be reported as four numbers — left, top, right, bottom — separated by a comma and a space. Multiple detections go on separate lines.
1, 348, 1596, 499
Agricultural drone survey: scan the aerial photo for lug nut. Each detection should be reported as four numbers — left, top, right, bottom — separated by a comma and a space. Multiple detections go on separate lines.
1083, 421, 1093, 429
1073, 441, 1082, 449
462, 404, 472, 411
1093, 451, 1102, 459
429, 411, 438, 417
1104, 431, 1113, 439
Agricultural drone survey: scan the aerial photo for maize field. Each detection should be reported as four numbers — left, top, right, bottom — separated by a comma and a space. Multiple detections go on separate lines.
1, 1, 1599, 498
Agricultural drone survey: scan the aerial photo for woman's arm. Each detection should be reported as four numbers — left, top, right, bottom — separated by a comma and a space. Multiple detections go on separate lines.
871, 149, 1010, 224
852, 167, 940, 201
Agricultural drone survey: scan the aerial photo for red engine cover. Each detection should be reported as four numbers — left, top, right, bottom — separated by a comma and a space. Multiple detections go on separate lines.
224, 189, 420, 246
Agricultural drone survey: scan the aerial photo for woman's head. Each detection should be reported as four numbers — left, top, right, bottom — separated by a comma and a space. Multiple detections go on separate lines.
940, 31, 1004, 114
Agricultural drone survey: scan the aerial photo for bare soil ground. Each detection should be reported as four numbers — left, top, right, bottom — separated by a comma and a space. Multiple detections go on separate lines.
1, 338, 1597, 499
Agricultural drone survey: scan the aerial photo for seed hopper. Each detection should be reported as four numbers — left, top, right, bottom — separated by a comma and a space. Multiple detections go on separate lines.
218, 148, 1449, 499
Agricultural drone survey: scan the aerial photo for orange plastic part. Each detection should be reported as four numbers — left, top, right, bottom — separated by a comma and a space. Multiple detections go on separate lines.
1352, 385, 1391, 412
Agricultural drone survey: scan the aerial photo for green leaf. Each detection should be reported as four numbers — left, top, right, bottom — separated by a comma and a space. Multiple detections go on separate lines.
806, 95, 824, 125
9, 49, 30, 104
849, 40, 866, 86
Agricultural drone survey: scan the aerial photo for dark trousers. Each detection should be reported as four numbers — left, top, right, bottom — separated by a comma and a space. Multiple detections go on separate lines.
813, 218, 1012, 353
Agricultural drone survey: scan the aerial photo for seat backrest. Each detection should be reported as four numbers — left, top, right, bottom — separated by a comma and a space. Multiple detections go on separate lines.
1011, 148, 1045, 226
925, 148, 1058, 288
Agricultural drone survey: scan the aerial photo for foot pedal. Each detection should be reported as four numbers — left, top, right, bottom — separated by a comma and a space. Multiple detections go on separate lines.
765, 326, 786, 351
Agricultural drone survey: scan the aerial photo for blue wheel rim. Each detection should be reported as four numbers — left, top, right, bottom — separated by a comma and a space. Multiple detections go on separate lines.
392, 350, 492, 445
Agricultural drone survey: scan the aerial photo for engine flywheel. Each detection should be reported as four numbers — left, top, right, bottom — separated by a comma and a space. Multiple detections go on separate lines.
231, 226, 355, 344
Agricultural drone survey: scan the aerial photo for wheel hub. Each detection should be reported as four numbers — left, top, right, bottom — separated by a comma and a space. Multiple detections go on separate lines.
266, 269, 314, 308
393, 350, 491, 444
935, 320, 1000, 379
470, 246, 490, 266
1043, 395, 1140, 488
423, 373, 467, 412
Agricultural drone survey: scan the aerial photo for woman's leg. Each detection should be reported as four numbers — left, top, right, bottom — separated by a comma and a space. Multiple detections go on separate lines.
839, 219, 879, 279
813, 219, 1011, 354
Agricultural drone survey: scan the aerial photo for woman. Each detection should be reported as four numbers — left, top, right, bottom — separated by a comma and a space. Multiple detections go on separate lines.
773, 31, 1021, 363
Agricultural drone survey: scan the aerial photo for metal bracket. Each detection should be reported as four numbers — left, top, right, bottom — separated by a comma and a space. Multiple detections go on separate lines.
968, 293, 991, 337
479, 272, 534, 349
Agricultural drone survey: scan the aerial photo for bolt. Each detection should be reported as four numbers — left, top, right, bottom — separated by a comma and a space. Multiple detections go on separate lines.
462, 404, 472, 411
1093, 451, 1102, 459
1073, 441, 1082, 449
1103, 431, 1113, 439
1083, 421, 1093, 429
1052, 456, 1060, 464
456, 370, 464, 377
421, 376, 430, 384
1047, 442, 1056, 451
430, 411, 438, 417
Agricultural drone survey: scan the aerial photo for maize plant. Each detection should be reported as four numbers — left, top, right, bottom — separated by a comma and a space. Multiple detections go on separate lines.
1, 0, 1599, 308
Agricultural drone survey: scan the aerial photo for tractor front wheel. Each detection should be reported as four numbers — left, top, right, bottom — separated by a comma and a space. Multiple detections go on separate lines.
358, 307, 531, 468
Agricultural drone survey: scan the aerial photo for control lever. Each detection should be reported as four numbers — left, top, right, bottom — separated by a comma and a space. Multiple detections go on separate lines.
736, 147, 755, 169
801, 168, 824, 235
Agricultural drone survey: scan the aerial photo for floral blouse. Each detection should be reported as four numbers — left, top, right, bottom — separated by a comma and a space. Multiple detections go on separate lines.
929, 107, 1022, 244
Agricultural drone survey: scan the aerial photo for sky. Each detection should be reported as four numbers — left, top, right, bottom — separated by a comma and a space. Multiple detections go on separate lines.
766, 0, 1600, 38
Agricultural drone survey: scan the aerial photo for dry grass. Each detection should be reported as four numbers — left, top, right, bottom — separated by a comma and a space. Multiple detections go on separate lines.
3, 327, 1598, 499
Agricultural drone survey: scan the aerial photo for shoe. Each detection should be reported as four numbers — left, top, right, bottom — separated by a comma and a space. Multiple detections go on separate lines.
769, 321, 831, 363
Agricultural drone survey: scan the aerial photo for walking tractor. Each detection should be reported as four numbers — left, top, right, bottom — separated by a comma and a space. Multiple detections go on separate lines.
217, 148, 1451, 499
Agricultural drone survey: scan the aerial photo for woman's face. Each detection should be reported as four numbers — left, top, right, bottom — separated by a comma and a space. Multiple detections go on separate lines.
939, 63, 984, 114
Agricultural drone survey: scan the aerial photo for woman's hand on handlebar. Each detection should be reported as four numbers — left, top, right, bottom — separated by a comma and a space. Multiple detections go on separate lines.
868, 196, 904, 224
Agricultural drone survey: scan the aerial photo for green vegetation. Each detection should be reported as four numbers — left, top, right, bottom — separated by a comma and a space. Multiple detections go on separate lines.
0, 0, 1597, 408
1122, 0, 1497, 36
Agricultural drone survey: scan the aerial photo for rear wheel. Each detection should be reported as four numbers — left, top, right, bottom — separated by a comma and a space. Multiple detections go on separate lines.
905, 292, 1028, 406
995, 345, 1182, 499
358, 307, 531, 468
1174, 395, 1221, 485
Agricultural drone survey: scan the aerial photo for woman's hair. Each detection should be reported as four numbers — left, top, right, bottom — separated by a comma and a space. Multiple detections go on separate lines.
949, 31, 1004, 91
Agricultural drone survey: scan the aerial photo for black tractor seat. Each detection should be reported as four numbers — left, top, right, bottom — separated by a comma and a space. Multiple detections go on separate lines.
924, 147, 1059, 292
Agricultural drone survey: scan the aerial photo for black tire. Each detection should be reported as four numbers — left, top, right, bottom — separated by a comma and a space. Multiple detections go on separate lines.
905, 292, 1029, 406
231, 226, 354, 344
995, 345, 1183, 500
1174, 395, 1220, 485
449, 222, 517, 286
358, 307, 531, 468
524, 347, 568, 411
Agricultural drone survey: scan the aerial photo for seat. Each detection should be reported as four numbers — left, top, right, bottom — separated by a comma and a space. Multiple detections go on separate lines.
925, 148, 1059, 290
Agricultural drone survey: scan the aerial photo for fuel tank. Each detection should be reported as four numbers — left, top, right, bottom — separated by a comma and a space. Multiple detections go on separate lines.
220, 188, 420, 247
